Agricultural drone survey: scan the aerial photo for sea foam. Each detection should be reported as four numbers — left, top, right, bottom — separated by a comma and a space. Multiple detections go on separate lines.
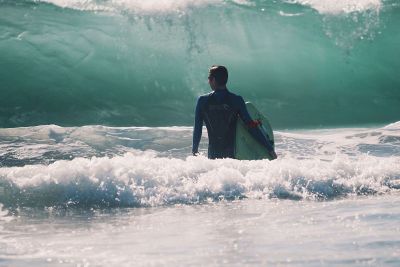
0, 150, 398, 208
38, 0, 221, 13
293, 0, 381, 14
38, 0, 382, 14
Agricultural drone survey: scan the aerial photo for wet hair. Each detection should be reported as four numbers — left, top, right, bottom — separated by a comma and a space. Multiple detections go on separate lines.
209, 65, 228, 86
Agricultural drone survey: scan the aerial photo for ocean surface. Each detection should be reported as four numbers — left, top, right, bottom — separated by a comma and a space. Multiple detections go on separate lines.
1, 0, 400, 266
1, 0, 399, 128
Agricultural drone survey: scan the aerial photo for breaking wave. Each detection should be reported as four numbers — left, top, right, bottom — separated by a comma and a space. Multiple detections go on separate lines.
0, 0, 399, 128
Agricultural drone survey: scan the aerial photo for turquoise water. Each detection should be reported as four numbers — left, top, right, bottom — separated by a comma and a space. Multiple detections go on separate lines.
1, 0, 399, 128
1, 1, 400, 266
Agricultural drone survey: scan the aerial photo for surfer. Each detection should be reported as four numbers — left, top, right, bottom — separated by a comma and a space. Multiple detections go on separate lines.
192, 65, 277, 160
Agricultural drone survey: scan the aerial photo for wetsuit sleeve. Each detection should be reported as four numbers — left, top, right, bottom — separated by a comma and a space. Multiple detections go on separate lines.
237, 96, 275, 153
192, 97, 203, 154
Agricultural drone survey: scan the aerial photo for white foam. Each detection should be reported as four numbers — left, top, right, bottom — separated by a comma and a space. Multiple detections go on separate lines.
293, 0, 381, 14
38, 0, 222, 13
0, 204, 12, 223
37, 0, 112, 12
279, 11, 304, 17
1, 122, 399, 207
383, 121, 400, 130
0, 150, 399, 208
231, 0, 255, 7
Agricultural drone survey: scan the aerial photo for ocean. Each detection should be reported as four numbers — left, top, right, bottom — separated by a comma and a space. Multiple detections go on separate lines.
0, 0, 399, 266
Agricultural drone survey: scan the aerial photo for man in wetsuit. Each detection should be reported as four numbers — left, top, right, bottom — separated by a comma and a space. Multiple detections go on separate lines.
192, 65, 277, 159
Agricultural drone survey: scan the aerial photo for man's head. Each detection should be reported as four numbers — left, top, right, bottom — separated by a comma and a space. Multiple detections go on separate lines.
208, 65, 228, 90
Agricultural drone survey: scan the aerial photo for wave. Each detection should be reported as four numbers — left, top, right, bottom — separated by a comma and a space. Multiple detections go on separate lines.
37, 0, 382, 15
38, 0, 221, 13
0, 152, 399, 208
0, 0, 399, 128
1, 121, 400, 167
293, 0, 381, 14
0, 122, 399, 208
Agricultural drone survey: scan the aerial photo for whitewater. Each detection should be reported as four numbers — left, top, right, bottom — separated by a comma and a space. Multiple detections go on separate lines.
0, 0, 400, 266
0, 123, 399, 266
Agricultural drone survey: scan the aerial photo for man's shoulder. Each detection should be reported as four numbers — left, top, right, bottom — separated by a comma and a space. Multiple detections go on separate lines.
227, 90, 244, 102
197, 90, 244, 102
197, 92, 213, 101
199, 92, 213, 98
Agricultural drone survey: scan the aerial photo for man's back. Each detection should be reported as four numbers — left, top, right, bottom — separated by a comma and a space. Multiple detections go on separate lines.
192, 65, 276, 160
193, 89, 249, 159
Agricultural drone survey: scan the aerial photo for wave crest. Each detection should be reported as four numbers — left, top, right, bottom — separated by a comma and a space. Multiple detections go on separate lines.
0, 152, 399, 208
38, 0, 221, 13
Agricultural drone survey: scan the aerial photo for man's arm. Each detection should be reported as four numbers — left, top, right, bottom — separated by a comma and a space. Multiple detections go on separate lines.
236, 96, 277, 159
192, 97, 204, 155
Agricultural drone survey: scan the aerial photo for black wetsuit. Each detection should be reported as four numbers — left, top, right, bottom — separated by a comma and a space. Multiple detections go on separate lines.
192, 89, 273, 159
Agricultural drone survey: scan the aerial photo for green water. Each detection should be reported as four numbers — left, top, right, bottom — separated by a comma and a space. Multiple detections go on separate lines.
0, 0, 399, 128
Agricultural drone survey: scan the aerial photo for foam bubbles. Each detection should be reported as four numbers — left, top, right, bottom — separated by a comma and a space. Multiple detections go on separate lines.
293, 0, 381, 14
38, 0, 222, 13
0, 150, 399, 208
383, 121, 400, 130
37, 0, 111, 11
39, 0, 382, 14
0, 122, 399, 208
290, 0, 382, 49
0, 204, 13, 222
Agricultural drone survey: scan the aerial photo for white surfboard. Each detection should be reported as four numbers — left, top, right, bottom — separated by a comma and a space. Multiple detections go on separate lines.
234, 102, 275, 160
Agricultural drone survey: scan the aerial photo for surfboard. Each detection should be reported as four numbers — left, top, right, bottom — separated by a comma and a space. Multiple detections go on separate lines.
234, 102, 275, 160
